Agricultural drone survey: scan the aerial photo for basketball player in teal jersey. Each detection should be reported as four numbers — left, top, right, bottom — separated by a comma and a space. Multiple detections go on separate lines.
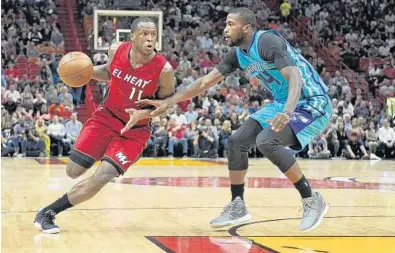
135, 7, 332, 232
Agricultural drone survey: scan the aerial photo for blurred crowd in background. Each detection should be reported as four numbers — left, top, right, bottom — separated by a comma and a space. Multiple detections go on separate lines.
2, 0, 395, 160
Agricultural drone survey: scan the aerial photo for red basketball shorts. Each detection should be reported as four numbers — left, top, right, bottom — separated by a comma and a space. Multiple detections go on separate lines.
69, 106, 151, 175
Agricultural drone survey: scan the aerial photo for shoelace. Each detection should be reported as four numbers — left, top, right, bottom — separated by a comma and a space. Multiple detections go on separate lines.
220, 201, 236, 216
41, 210, 56, 225
301, 198, 318, 218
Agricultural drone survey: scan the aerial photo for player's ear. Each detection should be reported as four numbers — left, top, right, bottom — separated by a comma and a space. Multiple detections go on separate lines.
130, 32, 135, 41
244, 24, 252, 33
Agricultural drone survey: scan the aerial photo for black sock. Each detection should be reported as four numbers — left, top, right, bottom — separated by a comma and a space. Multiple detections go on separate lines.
231, 184, 244, 201
294, 176, 312, 199
42, 194, 73, 214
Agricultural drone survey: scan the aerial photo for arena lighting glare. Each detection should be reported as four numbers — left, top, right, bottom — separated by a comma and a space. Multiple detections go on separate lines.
93, 10, 163, 51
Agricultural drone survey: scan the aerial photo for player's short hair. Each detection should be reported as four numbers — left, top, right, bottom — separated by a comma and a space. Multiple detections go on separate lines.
130, 17, 156, 33
229, 7, 257, 29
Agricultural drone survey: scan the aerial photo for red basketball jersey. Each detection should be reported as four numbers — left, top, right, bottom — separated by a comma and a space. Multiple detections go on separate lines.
103, 41, 167, 126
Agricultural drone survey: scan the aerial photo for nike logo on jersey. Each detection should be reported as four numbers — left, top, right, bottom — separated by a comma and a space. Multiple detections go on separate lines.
112, 68, 151, 88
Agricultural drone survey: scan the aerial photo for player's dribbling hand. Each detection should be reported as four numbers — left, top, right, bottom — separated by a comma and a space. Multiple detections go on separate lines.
266, 112, 290, 132
136, 99, 172, 117
120, 108, 141, 134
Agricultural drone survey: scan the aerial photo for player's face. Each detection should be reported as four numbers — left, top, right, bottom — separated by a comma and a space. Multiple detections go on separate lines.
223, 13, 250, 47
131, 22, 157, 56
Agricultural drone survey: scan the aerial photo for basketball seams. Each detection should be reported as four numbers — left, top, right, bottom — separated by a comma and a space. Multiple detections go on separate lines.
58, 58, 93, 77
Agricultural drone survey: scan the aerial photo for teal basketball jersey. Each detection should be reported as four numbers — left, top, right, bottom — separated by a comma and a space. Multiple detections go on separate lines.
235, 30, 329, 116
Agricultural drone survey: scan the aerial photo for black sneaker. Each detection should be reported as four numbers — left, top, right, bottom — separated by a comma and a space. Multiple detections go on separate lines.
34, 209, 60, 234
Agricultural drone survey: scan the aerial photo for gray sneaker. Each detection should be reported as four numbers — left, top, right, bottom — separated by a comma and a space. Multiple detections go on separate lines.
299, 192, 329, 232
210, 197, 251, 228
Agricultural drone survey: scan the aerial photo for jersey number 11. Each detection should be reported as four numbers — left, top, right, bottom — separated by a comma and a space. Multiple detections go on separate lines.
129, 87, 143, 101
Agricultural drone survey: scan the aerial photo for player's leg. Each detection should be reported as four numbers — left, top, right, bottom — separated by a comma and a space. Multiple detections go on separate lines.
66, 161, 120, 205
34, 116, 111, 233
255, 105, 330, 232
210, 118, 263, 228
34, 161, 119, 232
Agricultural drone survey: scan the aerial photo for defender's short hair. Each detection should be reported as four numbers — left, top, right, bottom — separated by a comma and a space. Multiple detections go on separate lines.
229, 7, 257, 29
130, 17, 156, 33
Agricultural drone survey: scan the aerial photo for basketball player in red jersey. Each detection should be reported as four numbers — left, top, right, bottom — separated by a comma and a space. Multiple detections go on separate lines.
34, 17, 175, 234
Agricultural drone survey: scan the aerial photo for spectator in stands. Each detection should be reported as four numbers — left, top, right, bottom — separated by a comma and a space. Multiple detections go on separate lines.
280, 0, 292, 22
50, 27, 64, 49
308, 133, 331, 159
63, 113, 82, 152
26, 42, 40, 58
57, 86, 74, 110
47, 115, 65, 156
33, 93, 47, 116
185, 120, 198, 157
2, 134, 15, 157
167, 119, 188, 157
336, 121, 348, 157
379, 78, 395, 97
365, 121, 380, 159
229, 112, 240, 131
349, 117, 364, 140
21, 128, 45, 157
39, 65, 52, 84
354, 101, 370, 118
378, 119, 395, 158
28, 25, 43, 45
45, 86, 58, 104
219, 120, 232, 158
324, 123, 339, 158
153, 118, 169, 156
4, 84, 21, 102
35, 118, 50, 156
48, 101, 65, 117
197, 126, 218, 158
170, 105, 188, 125
1, 116, 17, 156
344, 131, 369, 160
3, 95, 17, 115
184, 103, 198, 123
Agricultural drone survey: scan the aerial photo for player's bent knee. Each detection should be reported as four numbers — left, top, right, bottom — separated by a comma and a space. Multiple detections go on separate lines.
66, 160, 88, 179
256, 128, 296, 173
256, 128, 280, 155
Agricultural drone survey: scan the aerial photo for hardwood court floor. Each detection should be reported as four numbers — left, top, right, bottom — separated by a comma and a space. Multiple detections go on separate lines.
2, 158, 395, 253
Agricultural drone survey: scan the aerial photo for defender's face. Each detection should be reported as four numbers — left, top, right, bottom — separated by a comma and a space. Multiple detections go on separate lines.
132, 22, 157, 55
223, 13, 247, 47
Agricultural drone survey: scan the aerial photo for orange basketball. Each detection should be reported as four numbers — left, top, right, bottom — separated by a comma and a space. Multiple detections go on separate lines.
58, 52, 93, 88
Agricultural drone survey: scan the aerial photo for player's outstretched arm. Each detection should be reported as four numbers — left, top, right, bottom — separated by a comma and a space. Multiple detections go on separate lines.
135, 68, 225, 117
91, 42, 123, 81
135, 48, 239, 117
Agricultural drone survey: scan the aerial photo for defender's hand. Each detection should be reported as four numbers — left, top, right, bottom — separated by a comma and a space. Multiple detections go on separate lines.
267, 112, 290, 132
120, 108, 141, 134
136, 99, 172, 117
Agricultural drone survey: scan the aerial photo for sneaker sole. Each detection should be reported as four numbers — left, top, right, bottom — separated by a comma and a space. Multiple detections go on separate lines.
300, 203, 329, 233
34, 221, 60, 234
210, 213, 252, 228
